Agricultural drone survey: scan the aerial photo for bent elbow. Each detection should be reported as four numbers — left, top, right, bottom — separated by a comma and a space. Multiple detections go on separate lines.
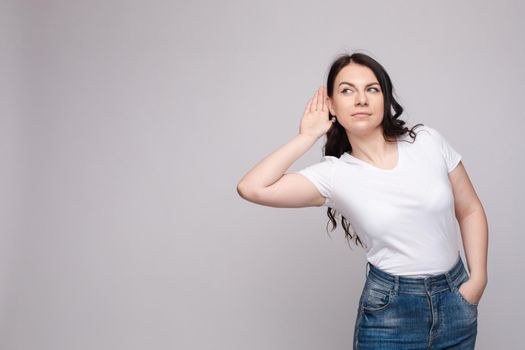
237, 181, 256, 201
236, 182, 246, 199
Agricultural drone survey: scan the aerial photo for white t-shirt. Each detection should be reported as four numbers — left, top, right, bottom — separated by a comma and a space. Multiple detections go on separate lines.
295, 125, 463, 277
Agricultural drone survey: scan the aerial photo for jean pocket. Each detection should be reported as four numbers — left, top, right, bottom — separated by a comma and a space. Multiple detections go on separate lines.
454, 276, 479, 307
362, 281, 394, 312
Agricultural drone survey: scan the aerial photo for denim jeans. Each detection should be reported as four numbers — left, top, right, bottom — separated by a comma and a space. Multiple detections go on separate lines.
353, 253, 478, 349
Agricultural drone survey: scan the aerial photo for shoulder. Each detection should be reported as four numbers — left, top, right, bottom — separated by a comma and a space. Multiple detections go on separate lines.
413, 124, 436, 136
296, 155, 342, 178
308, 155, 343, 167
403, 125, 448, 157
297, 155, 338, 172
320, 155, 345, 171
414, 124, 450, 137
411, 124, 444, 144
321, 155, 340, 162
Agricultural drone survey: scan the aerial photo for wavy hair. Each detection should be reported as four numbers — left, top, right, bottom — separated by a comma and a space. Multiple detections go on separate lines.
323, 51, 424, 249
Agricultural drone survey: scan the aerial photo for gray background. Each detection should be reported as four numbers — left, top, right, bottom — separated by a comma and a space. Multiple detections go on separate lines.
1, 0, 523, 349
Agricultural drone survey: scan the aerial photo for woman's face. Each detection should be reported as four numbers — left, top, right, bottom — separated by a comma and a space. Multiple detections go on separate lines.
327, 63, 385, 137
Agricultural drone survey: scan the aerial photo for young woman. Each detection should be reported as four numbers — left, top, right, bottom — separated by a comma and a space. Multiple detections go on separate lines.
237, 52, 488, 349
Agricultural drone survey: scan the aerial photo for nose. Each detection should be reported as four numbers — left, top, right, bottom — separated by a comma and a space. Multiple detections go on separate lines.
355, 90, 368, 106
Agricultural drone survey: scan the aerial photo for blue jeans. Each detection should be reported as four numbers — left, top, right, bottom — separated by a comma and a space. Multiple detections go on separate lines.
353, 253, 478, 349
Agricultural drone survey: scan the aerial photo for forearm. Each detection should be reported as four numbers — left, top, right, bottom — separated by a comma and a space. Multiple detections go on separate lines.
457, 205, 489, 285
237, 133, 318, 191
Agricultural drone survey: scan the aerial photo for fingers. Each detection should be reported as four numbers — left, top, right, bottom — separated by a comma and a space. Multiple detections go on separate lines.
316, 86, 323, 111
320, 85, 328, 111
312, 88, 319, 111
312, 85, 327, 112
321, 85, 328, 111
307, 85, 328, 113
304, 98, 312, 114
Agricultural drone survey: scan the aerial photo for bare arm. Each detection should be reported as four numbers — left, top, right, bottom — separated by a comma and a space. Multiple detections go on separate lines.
237, 133, 318, 190
237, 85, 334, 208
448, 161, 488, 305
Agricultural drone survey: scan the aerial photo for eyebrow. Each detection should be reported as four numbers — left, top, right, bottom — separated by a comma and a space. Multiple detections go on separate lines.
338, 81, 380, 88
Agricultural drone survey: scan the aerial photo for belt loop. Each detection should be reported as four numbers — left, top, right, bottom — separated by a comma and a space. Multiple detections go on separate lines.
445, 268, 454, 291
394, 275, 399, 293
445, 256, 457, 291
365, 261, 370, 279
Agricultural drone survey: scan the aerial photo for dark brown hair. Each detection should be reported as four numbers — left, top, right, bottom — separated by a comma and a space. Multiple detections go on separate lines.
323, 51, 424, 249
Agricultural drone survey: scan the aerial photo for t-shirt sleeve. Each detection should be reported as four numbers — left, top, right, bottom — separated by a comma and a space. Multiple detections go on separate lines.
293, 156, 336, 207
427, 126, 462, 172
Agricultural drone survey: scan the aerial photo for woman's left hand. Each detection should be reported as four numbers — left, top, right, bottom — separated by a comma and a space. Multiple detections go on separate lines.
458, 277, 487, 305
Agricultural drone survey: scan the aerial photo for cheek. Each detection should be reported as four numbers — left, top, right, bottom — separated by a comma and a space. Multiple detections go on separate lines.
374, 98, 385, 110
329, 100, 344, 114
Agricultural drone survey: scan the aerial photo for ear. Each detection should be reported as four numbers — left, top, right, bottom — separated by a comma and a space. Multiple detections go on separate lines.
327, 97, 336, 116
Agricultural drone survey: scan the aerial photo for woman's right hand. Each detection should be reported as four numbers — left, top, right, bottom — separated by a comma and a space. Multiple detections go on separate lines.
299, 85, 334, 139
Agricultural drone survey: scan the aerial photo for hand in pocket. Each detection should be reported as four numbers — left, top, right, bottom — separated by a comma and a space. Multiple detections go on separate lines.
458, 279, 482, 305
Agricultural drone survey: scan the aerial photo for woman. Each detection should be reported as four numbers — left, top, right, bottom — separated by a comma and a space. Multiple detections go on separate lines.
237, 52, 488, 349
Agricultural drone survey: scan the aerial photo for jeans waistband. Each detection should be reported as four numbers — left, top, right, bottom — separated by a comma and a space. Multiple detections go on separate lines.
365, 252, 467, 294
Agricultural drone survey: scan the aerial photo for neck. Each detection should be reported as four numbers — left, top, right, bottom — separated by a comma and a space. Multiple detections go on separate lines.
347, 129, 397, 163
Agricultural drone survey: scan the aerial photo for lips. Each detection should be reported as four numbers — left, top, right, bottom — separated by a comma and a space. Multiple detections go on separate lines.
352, 112, 371, 117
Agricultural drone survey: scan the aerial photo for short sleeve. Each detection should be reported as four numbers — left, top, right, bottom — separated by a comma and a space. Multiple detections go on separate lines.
294, 156, 336, 207
427, 126, 462, 172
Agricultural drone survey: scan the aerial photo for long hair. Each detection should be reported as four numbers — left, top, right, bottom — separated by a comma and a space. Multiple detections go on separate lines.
323, 52, 424, 249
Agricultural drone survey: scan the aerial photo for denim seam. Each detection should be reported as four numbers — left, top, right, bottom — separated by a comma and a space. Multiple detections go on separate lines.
368, 270, 395, 286
427, 292, 434, 348
367, 278, 392, 291
454, 287, 479, 307
354, 307, 363, 350
370, 270, 459, 288
447, 264, 479, 307
395, 287, 450, 295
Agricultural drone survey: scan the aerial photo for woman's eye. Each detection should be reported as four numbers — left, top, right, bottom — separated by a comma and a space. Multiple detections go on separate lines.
341, 87, 380, 93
